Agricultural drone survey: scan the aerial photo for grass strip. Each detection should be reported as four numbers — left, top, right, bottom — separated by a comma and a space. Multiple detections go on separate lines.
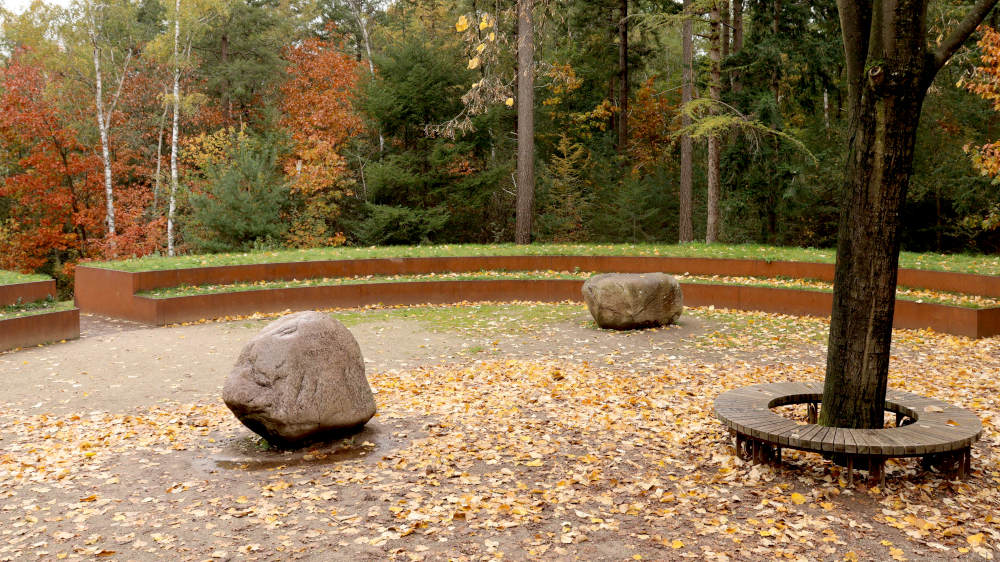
0, 270, 50, 286
136, 270, 1000, 309
0, 299, 74, 321
86, 242, 1000, 276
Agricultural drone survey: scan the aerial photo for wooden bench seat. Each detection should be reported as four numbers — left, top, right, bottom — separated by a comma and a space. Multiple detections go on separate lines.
714, 382, 983, 484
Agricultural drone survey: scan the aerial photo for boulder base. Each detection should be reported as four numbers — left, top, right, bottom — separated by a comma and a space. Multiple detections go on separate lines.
223, 311, 376, 446
582, 273, 683, 330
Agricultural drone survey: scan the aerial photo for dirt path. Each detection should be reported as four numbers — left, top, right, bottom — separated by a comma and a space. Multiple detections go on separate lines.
2, 306, 996, 561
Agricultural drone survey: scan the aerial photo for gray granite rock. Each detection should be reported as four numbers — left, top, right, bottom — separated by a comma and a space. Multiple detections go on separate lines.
223, 311, 376, 445
582, 273, 683, 330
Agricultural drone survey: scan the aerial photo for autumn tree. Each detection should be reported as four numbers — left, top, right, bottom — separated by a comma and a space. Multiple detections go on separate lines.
0, 56, 104, 274
281, 34, 364, 246
819, 1, 999, 429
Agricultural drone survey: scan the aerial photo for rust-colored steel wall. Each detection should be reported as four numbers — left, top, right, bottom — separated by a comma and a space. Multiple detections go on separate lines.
0, 280, 56, 306
0, 309, 80, 352
120, 256, 838, 291
898, 268, 1000, 298
98, 255, 1000, 297
75, 259, 1000, 338
74, 267, 151, 322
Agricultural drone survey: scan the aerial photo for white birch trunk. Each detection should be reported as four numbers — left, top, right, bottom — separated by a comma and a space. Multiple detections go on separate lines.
92, 33, 116, 237
168, 0, 181, 256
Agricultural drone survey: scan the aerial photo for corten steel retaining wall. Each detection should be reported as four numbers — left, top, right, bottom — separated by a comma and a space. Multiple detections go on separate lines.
74, 257, 1000, 337
0, 308, 80, 352
0, 280, 56, 306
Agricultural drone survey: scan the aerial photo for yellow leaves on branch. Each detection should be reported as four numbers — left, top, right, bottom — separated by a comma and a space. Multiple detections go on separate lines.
468, 56, 480, 70
455, 15, 469, 32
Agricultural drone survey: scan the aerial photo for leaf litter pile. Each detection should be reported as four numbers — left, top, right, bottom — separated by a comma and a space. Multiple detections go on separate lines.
2, 305, 1000, 561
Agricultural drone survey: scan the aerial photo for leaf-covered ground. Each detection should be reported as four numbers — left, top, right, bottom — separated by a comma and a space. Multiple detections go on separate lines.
1, 303, 999, 561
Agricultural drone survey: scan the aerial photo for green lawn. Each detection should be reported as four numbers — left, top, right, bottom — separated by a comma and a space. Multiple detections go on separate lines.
0, 270, 50, 286
85, 243, 1000, 276
136, 270, 1000, 309
0, 299, 74, 321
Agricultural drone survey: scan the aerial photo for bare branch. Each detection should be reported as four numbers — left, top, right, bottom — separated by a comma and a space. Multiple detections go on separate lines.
933, 0, 999, 72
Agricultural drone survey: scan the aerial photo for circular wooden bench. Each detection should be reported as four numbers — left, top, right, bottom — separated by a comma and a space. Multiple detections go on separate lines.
713, 382, 983, 484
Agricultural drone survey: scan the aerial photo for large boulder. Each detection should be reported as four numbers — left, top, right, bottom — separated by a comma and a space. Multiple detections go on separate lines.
223, 311, 376, 445
582, 273, 683, 330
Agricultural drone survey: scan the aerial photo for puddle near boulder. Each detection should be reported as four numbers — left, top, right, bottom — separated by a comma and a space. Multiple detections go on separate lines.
194, 420, 410, 472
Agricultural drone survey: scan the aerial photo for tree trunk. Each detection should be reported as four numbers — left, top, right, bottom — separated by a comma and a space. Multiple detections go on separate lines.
168, 0, 181, 257
678, 0, 694, 243
731, 0, 743, 92
93, 40, 116, 238
705, 1, 722, 244
819, 0, 998, 429
617, 0, 628, 151
514, 0, 535, 244
349, 0, 384, 155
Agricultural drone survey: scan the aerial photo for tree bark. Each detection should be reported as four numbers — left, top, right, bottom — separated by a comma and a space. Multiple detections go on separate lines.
617, 0, 628, 151
820, 0, 998, 429
514, 0, 535, 244
168, 0, 181, 257
705, 1, 722, 244
348, 0, 383, 155
92, 38, 116, 238
678, 0, 694, 243
731, 0, 743, 92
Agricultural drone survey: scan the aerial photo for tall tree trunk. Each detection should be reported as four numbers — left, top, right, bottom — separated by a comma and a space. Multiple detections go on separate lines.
617, 0, 628, 151
168, 0, 181, 257
514, 0, 535, 244
679, 0, 694, 243
819, 0, 998, 429
348, 0, 384, 155
705, 1, 722, 243
731, 0, 743, 92
92, 39, 116, 238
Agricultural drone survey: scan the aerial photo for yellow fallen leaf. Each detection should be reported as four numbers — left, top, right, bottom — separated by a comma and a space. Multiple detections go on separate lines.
525, 459, 543, 467
967, 533, 984, 547
889, 547, 905, 561
790, 492, 806, 505
843, 552, 858, 561
671, 539, 683, 549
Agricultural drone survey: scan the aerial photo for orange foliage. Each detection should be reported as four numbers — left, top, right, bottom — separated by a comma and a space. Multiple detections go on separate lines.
281, 34, 364, 195
627, 78, 678, 176
0, 56, 105, 272
965, 26, 1000, 177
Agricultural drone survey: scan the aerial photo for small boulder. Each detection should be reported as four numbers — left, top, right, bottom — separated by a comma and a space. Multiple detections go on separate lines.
582, 273, 683, 330
223, 311, 376, 445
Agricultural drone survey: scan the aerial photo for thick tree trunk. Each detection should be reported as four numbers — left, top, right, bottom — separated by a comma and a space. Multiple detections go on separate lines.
705, 2, 722, 243
514, 0, 534, 244
678, 0, 693, 243
617, 0, 628, 150
819, 0, 998, 429
820, 89, 926, 429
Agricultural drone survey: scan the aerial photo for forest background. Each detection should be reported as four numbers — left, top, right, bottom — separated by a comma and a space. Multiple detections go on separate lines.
4, 0, 1000, 289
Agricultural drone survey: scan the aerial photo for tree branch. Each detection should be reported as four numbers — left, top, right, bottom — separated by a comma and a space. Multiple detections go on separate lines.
933, 0, 999, 72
